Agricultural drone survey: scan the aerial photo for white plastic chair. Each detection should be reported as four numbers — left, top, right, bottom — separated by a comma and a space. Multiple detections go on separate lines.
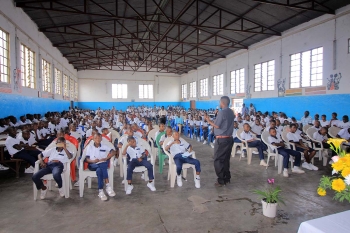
303, 125, 312, 134
109, 129, 121, 143
79, 141, 115, 197
122, 138, 155, 191
147, 128, 158, 160
329, 126, 341, 138
162, 137, 196, 188
236, 128, 257, 165
118, 135, 128, 177
281, 128, 306, 165
231, 139, 242, 158
33, 144, 77, 200
261, 131, 279, 169
306, 128, 328, 166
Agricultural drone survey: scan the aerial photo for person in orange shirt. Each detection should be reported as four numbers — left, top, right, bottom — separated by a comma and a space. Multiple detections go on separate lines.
63, 127, 79, 149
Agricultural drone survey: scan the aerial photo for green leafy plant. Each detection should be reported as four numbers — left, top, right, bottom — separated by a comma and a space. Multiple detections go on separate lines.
253, 179, 285, 205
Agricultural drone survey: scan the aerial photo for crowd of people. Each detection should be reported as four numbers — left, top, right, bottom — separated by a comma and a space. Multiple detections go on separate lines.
0, 103, 349, 200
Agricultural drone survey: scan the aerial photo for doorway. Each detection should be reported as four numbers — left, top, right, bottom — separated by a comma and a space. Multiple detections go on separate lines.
231, 98, 243, 116
190, 100, 196, 109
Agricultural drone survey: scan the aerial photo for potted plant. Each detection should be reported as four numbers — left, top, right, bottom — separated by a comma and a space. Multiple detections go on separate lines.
253, 178, 284, 218
317, 138, 350, 202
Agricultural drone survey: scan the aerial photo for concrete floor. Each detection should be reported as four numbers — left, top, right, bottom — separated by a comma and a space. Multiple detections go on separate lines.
0, 138, 349, 233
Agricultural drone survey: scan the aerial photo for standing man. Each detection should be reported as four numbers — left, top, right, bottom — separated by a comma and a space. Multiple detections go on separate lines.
206, 96, 234, 186
159, 106, 167, 125
241, 103, 249, 116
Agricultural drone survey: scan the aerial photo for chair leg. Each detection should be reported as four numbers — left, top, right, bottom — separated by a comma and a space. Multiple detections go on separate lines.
278, 155, 283, 174
144, 170, 149, 182
109, 171, 114, 190
170, 166, 175, 188
159, 154, 164, 174
183, 168, 187, 179
79, 177, 84, 197
88, 177, 92, 188
119, 157, 124, 177
247, 149, 252, 165
33, 183, 37, 201
266, 155, 270, 170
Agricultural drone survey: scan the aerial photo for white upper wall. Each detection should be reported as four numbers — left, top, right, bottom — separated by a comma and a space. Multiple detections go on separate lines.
0, 1, 77, 99
78, 70, 181, 102
181, 4, 350, 101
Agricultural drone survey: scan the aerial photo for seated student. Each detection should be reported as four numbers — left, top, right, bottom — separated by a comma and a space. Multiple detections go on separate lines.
313, 127, 335, 157
251, 119, 264, 138
155, 123, 166, 146
312, 114, 320, 125
85, 133, 116, 201
268, 128, 304, 177
240, 123, 268, 166
320, 114, 330, 128
187, 116, 195, 137
131, 123, 144, 139
194, 116, 202, 140
336, 128, 350, 141
236, 115, 244, 128
0, 118, 9, 134
69, 123, 82, 143
18, 116, 28, 126
165, 131, 201, 188
300, 110, 312, 128
63, 127, 79, 149
208, 125, 215, 149
287, 123, 317, 171
275, 119, 283, 135
265, 120, 280, 137
122, 136, 156, 195
5, 127, 41, 173
330, 112, 340, 127
32, 137, 73, 200
242, 115, 253, 126
86, 121, 97, 138
335, 115, 350, 129
174, 113, 184, 134
202, 116, 209, 145
311, 120, 321, 130
101, 128, 112, 142
159, 126, 172, 146
96, 120, 103, 134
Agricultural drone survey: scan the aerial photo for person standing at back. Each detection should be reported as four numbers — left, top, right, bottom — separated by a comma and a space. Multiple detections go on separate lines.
206, 96, 234, 186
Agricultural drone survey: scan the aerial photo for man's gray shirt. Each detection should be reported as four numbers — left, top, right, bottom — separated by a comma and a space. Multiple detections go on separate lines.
214, 107, 235, 136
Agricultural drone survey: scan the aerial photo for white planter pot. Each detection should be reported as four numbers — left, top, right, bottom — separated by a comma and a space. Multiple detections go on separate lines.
261, 199, 278, 218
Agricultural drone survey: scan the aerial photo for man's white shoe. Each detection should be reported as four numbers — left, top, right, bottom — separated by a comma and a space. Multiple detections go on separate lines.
302, 162, 313, 170
195, 178, 200, 188
203, 140, 207, 145
0, 164, 9, 170
58, 188, 65, 197
98, 190, 108, 201
25, 167, 34, 173
260, 160, 268, 167
236, 150, 242, 154
177, 175, 183, 187
147, 182, 156, 191
40, 189, 47, 200
126, 184, 134, 195
283, 170, 289, 177
292, 166, 305, 174
106, 186, 116, 197
309, 163, 319, 171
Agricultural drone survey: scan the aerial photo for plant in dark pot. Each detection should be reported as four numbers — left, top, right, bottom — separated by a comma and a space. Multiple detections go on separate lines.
253, 178, 284, 218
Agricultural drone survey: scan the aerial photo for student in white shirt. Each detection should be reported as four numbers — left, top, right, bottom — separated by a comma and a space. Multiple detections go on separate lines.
69, 124, 82, 142
0, 118, 8, 134
240, 123, 268, 167
268, 128, 304, 177
329, 112, 340, 127
32, 137, 73, 200
5, 127, 41, 172
165, 131, 201, 188
312, 127, 335, 156
155, 123, 166, 147
320, 115, 330, 128
287, 123, 317, 171
122, 136, 156, 195
86, 121, 97, 138
311, 120, 321, 130
85, 133, 116, 201
312, 114, 320, 125
337, 128, 350, 141
335, 115, 350, 129
300, 111, 312, 127
251, 119, 263, 138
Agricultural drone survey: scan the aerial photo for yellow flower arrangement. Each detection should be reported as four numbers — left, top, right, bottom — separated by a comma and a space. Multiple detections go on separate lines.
317, 139, 350, 202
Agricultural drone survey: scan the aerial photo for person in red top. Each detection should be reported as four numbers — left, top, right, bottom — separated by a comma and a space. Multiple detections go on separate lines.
63, 127, 79, 149
102, 128, 112, 142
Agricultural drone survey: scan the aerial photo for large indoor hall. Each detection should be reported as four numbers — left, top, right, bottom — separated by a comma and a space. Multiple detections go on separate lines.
0, 0, 350, 232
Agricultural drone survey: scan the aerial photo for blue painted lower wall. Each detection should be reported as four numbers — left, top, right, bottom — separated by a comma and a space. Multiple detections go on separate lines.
244, 94, 350, 119
179, 100, 220, 110
0, 93, 70, 119
77, 102, 183, 110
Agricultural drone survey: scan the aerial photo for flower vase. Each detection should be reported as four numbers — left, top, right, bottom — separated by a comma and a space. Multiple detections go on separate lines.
261, 199, 278, 218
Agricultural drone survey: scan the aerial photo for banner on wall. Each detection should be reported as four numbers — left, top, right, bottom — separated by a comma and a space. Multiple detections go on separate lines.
13, 68, 21, 93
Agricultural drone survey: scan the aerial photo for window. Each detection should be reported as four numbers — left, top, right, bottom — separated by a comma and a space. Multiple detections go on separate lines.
213, 74, 223, 95
55, 68, 61, 95
41, 59, 51, 92
290, 47, 323, 88
112, 84, 127, 99
189, 81, 196, 98
21, 44, 35, 88
74, 81, 78, 99
254, 60, 275, 92
230, 68, 245, 94
63, 74, 69, 97
200, 78, 208, 97
70, 78, 74, 98
139, 84, 153, 99
181, 84, 187, 99
0, 28, 9, 83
